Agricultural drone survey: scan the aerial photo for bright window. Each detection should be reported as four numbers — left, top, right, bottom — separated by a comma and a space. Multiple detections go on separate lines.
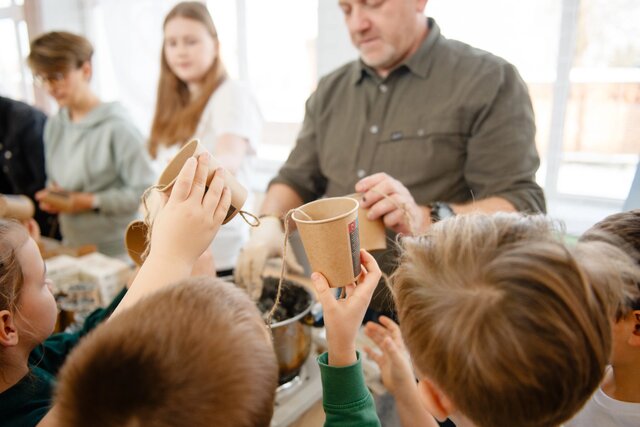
0, 1, 33, 102
429, 0, 639, 202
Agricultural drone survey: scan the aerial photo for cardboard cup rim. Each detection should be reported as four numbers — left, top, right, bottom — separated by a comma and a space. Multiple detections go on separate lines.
157, 139, 201, 191
291, 197, 359, 225
125, 220, 148, 266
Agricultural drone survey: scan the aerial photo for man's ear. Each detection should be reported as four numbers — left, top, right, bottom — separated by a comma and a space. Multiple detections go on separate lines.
629, 310, 640, 347
417, 377, 456, 422
0, 310, 19, 347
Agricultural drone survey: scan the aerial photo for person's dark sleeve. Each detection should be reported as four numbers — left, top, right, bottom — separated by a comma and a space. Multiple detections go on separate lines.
28, 287, 127, 375
18, 109, 47, 198
464, 61, 546, 213
318, 352, 381, 427
268, 90, 327, 203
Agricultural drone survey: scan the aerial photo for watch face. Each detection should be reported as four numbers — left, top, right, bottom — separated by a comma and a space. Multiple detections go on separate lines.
432, 202, 455, 222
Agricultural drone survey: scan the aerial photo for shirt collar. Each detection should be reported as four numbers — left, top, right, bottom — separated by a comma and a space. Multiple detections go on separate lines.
351, 17, 441, 85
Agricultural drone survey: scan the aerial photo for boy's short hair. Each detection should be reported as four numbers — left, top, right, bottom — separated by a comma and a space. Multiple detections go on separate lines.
55, 278, 278, 427
393, 213, 640, 427
27, 31, 93, 75
582, 209, 640, 313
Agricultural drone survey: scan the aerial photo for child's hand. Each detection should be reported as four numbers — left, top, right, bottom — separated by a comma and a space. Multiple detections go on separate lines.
191, 250, 216, 277
312, 249, 381, 366
148, 153, 230, 268
364, 316, 416, 397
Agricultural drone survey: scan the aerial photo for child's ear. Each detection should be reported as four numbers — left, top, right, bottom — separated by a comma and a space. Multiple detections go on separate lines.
417, 377, 456, 422
81, 60, 93, 80
0, 310, 19, 347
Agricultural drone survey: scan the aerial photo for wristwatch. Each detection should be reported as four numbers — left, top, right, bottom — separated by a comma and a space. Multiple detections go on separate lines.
429, 202, 455, 223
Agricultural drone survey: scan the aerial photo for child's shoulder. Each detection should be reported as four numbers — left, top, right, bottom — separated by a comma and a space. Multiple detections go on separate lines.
0, 365, 53, 427
566, 387, 640, 427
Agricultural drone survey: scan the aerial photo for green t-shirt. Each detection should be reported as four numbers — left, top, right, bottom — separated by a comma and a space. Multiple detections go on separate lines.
0, 288, 126, 427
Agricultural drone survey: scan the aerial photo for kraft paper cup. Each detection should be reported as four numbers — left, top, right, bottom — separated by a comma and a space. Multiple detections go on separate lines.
157, 139, 247, 224
0, 195, 35, 220
40, 190, 74, 212
292, 197, 361, 288
125, 220, 148, 266
347, 193, 387, 252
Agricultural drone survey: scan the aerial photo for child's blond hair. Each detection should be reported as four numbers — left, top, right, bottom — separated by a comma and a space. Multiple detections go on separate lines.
55, 278, 279, 427
0, 220, 29, 371
393, 213, 640, 427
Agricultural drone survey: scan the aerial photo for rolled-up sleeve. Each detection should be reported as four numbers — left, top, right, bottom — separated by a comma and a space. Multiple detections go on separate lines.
464, 61, 546, 213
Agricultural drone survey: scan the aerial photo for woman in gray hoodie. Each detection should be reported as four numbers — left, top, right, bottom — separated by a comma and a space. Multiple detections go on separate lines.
28, 31, 155, 257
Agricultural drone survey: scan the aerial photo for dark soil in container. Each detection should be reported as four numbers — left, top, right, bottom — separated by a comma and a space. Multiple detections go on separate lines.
258, 277, 312, 323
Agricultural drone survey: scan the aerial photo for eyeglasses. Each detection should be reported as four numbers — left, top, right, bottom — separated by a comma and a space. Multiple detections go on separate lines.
33, 72, 67, 87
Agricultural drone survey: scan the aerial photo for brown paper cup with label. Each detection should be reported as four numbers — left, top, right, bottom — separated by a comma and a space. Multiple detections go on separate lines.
40, 190, 74, 212
292, 197, 361, 288
346, 193, 386, 251
125, 220, 148, 266
157, 139, 247, 224
0, 195, 35, 220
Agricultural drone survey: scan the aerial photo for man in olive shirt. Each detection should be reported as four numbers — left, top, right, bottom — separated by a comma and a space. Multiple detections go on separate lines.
236, 0, 545, 311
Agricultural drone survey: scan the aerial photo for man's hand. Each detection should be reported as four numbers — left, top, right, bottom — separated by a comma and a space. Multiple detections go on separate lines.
356, 173, 430, 235
234, 215, 303, 300
312, 250, 381, 367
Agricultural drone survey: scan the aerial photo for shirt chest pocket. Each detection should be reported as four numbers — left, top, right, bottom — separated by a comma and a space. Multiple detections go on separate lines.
371, 118, 469, 187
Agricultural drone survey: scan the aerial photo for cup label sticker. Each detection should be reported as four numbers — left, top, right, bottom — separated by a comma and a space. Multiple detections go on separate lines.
348, 218, 361, 277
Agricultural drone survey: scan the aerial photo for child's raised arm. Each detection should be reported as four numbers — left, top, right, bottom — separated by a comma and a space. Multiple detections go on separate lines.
312, 249, 380, 366
313, 250, 382, 427
364, 317, 439, 427
111, 153, 230, 317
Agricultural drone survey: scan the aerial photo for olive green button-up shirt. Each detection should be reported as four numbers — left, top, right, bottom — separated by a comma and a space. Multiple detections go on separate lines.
272, 18, 545, 214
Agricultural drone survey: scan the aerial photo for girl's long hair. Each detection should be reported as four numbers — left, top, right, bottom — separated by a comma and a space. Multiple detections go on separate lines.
148, 1, 227, 158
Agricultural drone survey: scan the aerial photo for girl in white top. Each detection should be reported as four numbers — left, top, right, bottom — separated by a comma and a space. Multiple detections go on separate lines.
149, 1, 262, 273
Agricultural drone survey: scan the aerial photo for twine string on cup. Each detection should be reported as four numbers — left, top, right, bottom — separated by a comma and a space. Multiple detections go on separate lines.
238, 210, 261, 227
264, 208, 312, 327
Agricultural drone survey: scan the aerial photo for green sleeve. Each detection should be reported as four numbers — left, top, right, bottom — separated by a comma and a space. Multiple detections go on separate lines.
28, 287, 127, 375
318, 351, 381, 427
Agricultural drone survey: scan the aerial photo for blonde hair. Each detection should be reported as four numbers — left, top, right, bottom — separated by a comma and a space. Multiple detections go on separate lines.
148, 1, 227, 158
27, 31, 93, 75
55, 278, 278, 427
393, 213, 640, 427
0, 220, 29, 371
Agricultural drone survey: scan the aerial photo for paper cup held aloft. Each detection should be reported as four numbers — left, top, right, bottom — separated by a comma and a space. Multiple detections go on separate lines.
0, 195, 35, 220
347, 193, 387, 252
157, 139, 247, 224
125, 220, 148, 266
292, 197, 361, 288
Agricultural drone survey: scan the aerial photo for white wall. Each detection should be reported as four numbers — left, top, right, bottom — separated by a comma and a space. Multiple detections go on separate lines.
317, 0, 357, 78
40, 0, 84, 34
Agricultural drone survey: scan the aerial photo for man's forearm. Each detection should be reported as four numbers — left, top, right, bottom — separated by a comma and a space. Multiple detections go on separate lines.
451, 196, 516, 215
260, 183, 305, 217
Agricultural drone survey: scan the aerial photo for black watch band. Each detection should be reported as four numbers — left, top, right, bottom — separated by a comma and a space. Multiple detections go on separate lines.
429, 202, 455, 223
